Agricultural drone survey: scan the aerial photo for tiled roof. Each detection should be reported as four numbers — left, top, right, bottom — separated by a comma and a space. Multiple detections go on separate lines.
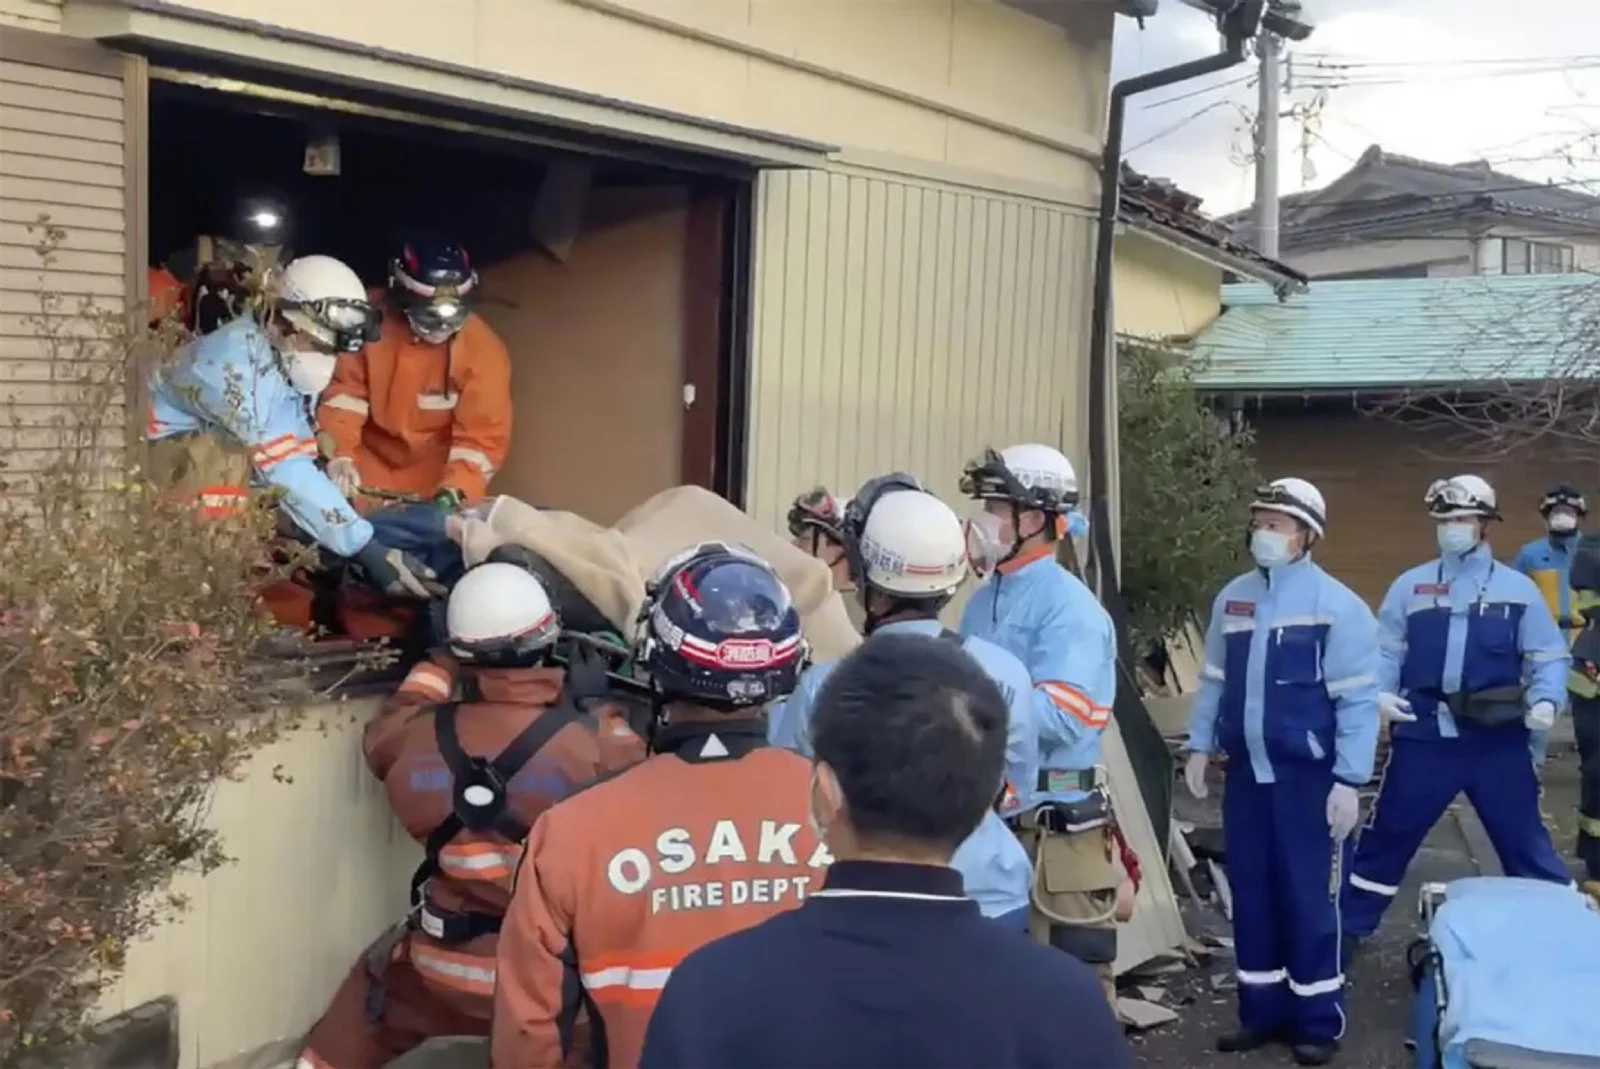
1119, 166, 1305, 286
1190, 273, 1600, 391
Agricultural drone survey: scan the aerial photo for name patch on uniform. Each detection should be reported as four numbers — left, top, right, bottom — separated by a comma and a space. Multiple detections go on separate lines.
1413, 583, 1449, 596
605, 819, 833, 915
1224, 600, 1256, 617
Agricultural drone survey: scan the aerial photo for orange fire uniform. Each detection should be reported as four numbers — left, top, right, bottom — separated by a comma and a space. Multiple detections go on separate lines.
317, 308, 512, 505
297, 658, 644, 1069
492, 720, 831, 1069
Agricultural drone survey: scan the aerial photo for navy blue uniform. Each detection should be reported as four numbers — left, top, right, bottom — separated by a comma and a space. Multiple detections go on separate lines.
638, 861, 1134, 1069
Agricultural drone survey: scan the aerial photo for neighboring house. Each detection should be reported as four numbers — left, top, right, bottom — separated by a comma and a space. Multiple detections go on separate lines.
1223, 144, 1600, 281
1116, 166, 1304, 339
1192, 273, 1600, 607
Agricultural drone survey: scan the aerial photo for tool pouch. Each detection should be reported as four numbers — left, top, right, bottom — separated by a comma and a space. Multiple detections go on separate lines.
1448, 684, 1527, 727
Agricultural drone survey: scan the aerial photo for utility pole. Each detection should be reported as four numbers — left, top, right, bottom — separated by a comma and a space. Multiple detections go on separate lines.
1253, 30, 1282, 259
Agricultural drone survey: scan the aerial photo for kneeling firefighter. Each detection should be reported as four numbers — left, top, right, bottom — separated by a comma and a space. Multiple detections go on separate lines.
492, 542, 828, 1069
769, 483, 1041, 929
296, 558, 645, 1069
956, 444, 1122, 1006
1184, 478, 1379, 1067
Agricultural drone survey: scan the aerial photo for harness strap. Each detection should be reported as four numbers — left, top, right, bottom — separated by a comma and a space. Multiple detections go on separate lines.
409, 697, 584, 910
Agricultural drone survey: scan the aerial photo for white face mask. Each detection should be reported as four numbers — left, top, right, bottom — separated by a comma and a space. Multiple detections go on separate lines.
1249, 529, 1295, 569
282, 348, 336, 396
1437, 521, 1480, 556
1549, 512, 1579, 534
964, 512, 1006, 578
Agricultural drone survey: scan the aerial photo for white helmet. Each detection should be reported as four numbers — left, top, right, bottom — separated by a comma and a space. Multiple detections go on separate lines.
960, 443, 1079, 513
1425, 475, 1500, 521
445, 561, 561, 663
1250, 477, 1327, 537
276, 254, 378, 354
857, 490, 968, 599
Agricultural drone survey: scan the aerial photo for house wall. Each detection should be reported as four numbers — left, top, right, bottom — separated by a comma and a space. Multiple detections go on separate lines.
0, 0, 60, 31
1284, 225, 1600, 281
1250, 405, 1590, 607
1112, 229, 1223, 339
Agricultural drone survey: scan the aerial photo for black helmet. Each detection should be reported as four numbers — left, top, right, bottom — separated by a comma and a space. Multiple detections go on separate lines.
840, 472, 925, 583
1540, 483, 1588, 518
389, 235, 479, 344
635, 542, 806, 709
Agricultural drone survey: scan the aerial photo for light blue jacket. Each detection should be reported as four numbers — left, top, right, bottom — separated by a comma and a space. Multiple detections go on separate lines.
1188, 554, 1381, 787
147, 317, 373, 557
1377, 541, 1569, 742
959, 553, 1115, 804
767, 618, 1037, 919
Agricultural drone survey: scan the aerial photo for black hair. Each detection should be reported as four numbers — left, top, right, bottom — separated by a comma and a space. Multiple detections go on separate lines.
861, 588, 954, 628
811, 631, 1009, 855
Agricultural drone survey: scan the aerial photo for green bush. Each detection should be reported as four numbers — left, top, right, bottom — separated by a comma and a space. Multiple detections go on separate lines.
1117, 338, 1260, 655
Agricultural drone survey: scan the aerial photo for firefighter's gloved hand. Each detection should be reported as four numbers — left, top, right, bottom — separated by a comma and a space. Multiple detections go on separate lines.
1326, 783, 1361, 841
353, 539, 446, 600
432, 487, 465, 513
326, 457, 360, 501
1525, 700, 1557, 732
1183, 751, 1210, 800
563, 639, 611, 708
1379, 692, 1416, 724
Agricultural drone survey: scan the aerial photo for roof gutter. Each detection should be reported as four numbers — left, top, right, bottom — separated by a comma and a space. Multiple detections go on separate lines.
1122, 216, 1307, 295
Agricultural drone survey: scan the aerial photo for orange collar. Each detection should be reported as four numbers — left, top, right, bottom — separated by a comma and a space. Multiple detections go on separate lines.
996, 543, 1056, 576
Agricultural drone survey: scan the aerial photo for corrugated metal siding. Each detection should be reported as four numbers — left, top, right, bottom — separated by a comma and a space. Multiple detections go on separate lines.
0, 52, 129, 492
745, 167, 1095, 530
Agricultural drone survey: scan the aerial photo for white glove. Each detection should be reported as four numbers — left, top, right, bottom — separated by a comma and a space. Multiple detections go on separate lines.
1525, 700, 1557, 732
326, 456, 361, 500
1326, 782, 1361, 841
1378, 692, 1416, 724
1184, 751, 1210, 800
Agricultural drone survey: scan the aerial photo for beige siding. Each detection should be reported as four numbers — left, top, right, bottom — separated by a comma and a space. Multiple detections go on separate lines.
744, 166, 1095, 531
1113, 231, 1223, 339
0, 0, 60, 32
0, 49, 128, 486
97, 700, 419, 1069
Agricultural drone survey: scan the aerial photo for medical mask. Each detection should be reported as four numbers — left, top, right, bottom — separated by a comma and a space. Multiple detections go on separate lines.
282, 348, 336, 396
1066, 509, 1089, 541
1549, 512, 1579, 534
1437, 521, 1480, 556
1249, 529, 1295, 569
964, 512, 1006, 578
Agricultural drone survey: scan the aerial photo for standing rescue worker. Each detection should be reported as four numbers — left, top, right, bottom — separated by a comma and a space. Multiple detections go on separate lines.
319, 237, 512, 510
159, 191, 294, 335
1567, 528, 1600, 899
785, 485, 854, 592
1344, 476, 1572, 948
296, 560, 645, 1069
1513, 482, 1587, 767
769, 486, 1040, 929
957, 444, 1121, 1002
492, 542, 829, 1069
145, 253, 440, 600
1184, 478, 1379, 1067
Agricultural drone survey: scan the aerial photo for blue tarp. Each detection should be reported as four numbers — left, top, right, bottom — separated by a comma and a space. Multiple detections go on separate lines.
1431, 877, 1600, 1066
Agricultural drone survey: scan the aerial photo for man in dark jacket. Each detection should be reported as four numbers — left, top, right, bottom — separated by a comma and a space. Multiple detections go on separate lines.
638, 631, 1135, 1069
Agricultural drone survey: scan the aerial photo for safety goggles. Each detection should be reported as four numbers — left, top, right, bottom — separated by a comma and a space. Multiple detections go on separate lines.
1424, 479, 1494, 517
405, 298, 472, 341
280, 296, 380, 353
1542, 490, 1588, 516
786, 486, 842, 541
959, 449, 1076, 511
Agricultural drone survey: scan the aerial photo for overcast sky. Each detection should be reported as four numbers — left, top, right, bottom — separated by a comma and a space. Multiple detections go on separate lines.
1113, 0, 1600, 216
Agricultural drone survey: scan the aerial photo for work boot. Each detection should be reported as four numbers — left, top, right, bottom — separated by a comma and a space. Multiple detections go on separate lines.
1216, 1029, 1280, 1053
1292, 1040, 1339, 1066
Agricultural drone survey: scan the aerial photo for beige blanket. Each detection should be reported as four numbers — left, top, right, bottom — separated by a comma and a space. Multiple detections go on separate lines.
460, 486, 862, 663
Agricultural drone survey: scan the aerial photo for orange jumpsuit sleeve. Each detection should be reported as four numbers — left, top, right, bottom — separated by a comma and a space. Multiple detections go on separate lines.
363, 659, 456, 778
316, 345, 372, 462
492, 811, 583, 1069
439, 320, 512, 503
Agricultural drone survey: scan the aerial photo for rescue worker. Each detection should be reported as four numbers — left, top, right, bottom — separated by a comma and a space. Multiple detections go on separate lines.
296, 560, 645, 1069
319, 236, 512, 510
956, 444, 1121, 1002
1512, 482, 1588, 767
145, 253, 440, 600
1568, 528, 1600, 898
640, 632, 1135, 1069
161, 191, 294, 335
492, 542, 828, 1069
1344, 476, 1573, 950
768, 486, 1039, 929
1184, 478, 1379, 1067
785, 486, 853, 592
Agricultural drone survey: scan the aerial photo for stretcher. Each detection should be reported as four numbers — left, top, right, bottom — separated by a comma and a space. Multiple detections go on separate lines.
1410, 876, 1600, 1069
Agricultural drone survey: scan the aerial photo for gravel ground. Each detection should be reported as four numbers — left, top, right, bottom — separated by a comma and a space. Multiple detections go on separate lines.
1130, 727, 1587, 1069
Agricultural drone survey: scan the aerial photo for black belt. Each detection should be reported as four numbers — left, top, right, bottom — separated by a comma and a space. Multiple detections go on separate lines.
1036, 768, 1096, 793
412, 900, 503, 944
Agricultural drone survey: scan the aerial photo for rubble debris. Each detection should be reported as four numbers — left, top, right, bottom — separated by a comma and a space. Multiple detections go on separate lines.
1118, 997, 1180, 1031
